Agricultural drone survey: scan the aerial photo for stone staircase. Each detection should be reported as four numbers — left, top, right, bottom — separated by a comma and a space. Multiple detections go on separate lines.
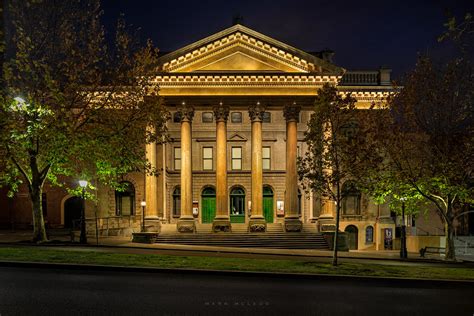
155, 223, 329, 250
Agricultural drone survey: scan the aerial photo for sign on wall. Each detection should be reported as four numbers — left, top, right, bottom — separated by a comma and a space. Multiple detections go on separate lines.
192, 201, 199, 216
384, 228, 393, 250
277, 201, 284, 216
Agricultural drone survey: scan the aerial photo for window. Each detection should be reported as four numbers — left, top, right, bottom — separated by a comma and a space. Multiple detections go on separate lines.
262, 146, 271, 170
174, 147, 181, 170
173, 112, 181, 123
202, 112, 213, 123
172, 186, 181, 217
231, 112, 242, 123
366, 226, 374, 243
262, 112, 271, 123
342, 181, 361, 215
231, 147, 242, 170
202, 147, 213, 170
115, 181, 135, 216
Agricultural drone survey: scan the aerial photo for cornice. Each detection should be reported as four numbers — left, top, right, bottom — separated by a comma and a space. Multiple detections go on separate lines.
151, 74, 341, 87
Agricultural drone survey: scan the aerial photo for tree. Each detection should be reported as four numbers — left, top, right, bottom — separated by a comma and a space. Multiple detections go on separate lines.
0, 0, 168, 242
299, 83, 368, 266
369, 56, 474, 260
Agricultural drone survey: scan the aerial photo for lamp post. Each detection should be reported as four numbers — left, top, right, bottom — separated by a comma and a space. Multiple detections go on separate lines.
400, 197, 408, 259
140, 201, 146, 232
79, 180, 88, 244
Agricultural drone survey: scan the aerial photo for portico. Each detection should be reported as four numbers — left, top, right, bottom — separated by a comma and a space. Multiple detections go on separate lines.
140, 23, 393, 243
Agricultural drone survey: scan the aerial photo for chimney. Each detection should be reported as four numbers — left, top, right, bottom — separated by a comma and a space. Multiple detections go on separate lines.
320, 49, 335, 64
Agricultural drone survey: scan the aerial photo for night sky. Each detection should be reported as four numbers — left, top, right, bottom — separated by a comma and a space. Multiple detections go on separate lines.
102, 0, 473, 79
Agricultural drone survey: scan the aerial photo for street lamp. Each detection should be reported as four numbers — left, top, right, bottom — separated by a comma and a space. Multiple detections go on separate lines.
400, 197, 408, 259
79, 180, 88, 244
140, 201, 146, 232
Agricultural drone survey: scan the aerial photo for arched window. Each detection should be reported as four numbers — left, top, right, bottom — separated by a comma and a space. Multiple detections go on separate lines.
342, 181, 361, 215
115, 181, 135, 216
230, 187, 245, 216
366, 225, 374, 243
172, 186, 181, 218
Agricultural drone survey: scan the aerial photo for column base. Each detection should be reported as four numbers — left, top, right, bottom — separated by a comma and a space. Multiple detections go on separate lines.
144, 219, 161, 233
284, 217, 303, 232
212, 217, 232, 233
317, 215, 336, 232
177, 217, 195, 233
248, 217, 267, 233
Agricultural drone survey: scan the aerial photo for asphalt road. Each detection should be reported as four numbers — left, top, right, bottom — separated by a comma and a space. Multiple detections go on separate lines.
0, 266, 473, 316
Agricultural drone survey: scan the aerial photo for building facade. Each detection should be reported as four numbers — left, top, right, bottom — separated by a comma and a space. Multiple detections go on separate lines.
6, 24, 469, 250
111, 23, 396, 250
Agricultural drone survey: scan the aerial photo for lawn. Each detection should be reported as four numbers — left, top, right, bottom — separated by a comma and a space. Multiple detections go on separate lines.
0, 246, 472, 281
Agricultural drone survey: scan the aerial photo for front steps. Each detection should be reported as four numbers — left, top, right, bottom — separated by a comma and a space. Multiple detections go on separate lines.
155, 223, 328, 250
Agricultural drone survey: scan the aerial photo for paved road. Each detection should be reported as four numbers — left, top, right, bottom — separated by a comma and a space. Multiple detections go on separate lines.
0, 266, 473, 316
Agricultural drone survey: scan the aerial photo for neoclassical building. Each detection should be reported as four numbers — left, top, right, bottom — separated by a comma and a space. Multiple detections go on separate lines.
114, 23, 396, 249
6, 23, 444, 250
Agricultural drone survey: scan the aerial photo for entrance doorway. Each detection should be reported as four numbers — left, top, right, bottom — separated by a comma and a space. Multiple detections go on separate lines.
263, 186, 274, 223
64, 196, 82, 229
201, 187, 216, 223
345, 225, 359, 250
230, 187, 245, 223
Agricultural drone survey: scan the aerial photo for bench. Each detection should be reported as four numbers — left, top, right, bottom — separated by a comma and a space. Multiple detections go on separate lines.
419, 246, 445, 257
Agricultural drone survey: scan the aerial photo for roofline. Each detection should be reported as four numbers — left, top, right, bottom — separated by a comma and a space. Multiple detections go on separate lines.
157, 24, 343, 74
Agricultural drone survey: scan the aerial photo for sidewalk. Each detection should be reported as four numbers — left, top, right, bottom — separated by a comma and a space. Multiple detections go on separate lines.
1, 229, 472, 265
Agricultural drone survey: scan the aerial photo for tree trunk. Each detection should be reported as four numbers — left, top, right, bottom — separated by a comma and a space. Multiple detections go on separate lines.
29, 181, 48, 243
332, 202, 341, 266
27, 152, 49, 243
445, 201, 455, 260
332, 182, 341, 266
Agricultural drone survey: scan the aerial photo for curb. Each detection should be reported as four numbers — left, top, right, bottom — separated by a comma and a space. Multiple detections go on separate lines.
0, 259, 473, 286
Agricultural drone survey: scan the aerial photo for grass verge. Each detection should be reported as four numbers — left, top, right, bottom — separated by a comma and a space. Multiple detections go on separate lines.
0, 246, 472, 280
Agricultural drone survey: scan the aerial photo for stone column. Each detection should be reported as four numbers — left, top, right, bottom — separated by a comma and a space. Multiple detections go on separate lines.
284, 104, 303, 232
177, 104, 195, 233
212, 103, 231, 232
248, 102, 266, 232
145, 140, 159, 219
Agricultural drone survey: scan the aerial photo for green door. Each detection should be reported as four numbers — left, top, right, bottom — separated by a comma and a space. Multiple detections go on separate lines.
230, 187, 245, 223
201, 187, 216, 223
263, 186, 274, 223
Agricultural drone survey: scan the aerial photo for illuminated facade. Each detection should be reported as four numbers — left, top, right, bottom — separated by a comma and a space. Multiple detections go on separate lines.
135, 23, 395, 249
4, 23, 436, 250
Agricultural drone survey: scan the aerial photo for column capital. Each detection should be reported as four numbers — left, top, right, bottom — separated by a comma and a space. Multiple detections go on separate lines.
213, 103, 230, 122
248, 102, 266, 122
177, 103, 195, 122
283, 104, 301, 122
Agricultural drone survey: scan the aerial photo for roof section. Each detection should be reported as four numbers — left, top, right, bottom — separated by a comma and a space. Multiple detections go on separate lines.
156, 24, 344, 75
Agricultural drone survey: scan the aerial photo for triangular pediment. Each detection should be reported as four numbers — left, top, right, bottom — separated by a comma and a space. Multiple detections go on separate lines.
228, 133, 247, 142
197, 51, 280, 72
157, 24, 344, 75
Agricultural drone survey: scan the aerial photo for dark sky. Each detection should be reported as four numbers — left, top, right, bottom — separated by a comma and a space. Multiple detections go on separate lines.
102, 0, 473, 79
